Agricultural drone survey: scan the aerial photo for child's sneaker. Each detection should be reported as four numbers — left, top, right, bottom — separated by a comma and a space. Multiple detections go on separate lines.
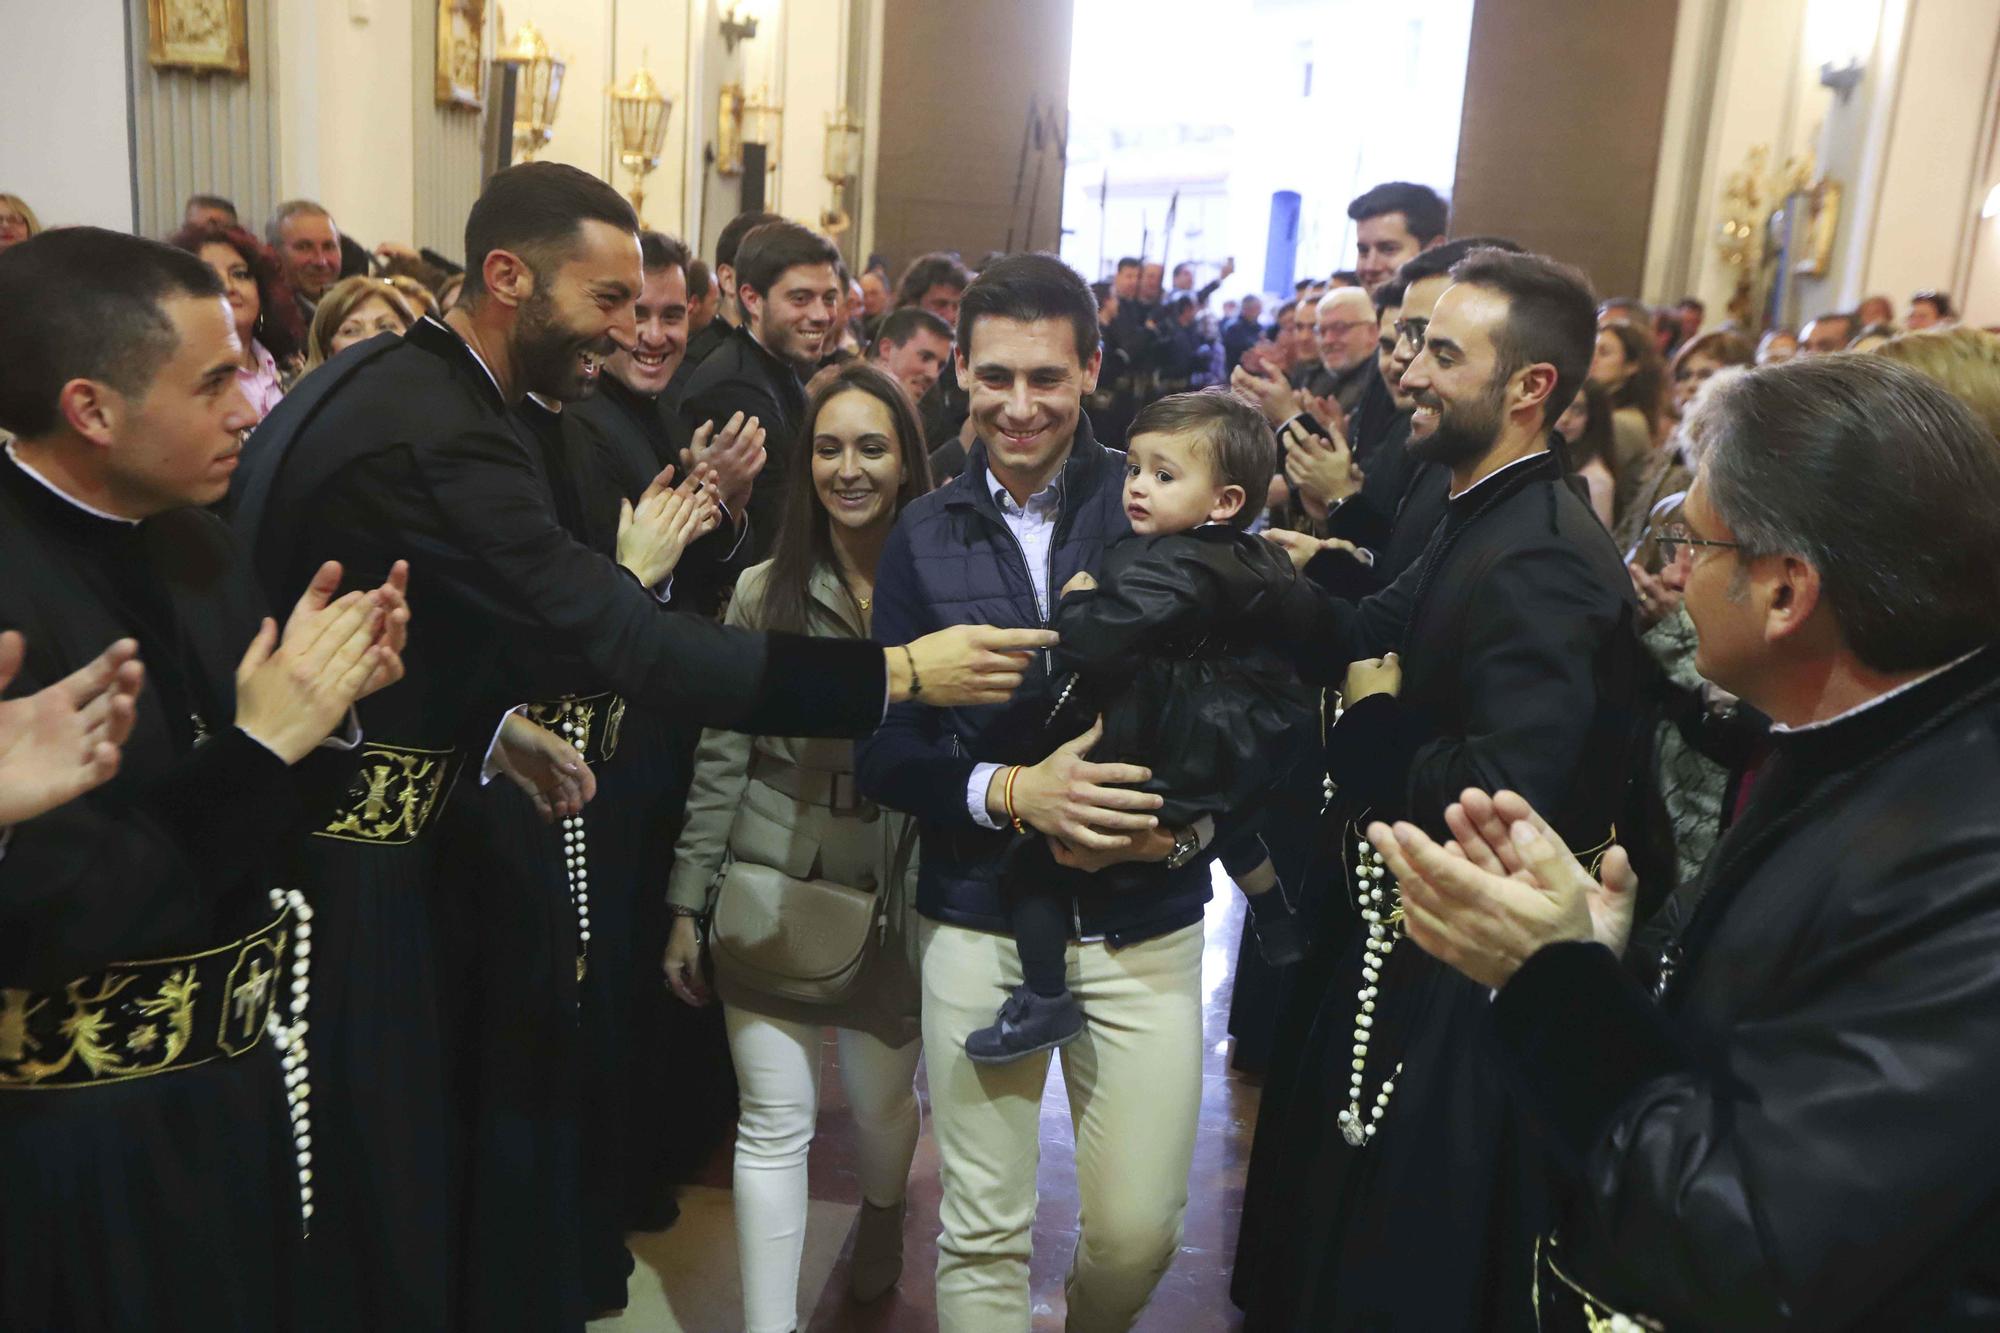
965, 984, 1086, 1065
1251, 899, 1307, 967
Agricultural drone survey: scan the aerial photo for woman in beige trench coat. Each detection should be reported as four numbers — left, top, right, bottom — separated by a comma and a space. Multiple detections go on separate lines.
663, 363, 933, 1333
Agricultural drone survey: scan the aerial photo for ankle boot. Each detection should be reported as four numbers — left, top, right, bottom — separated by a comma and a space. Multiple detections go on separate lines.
848, 1198, 906, 1303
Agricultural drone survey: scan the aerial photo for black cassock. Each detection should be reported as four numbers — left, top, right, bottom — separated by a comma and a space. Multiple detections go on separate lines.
0, 454, 299, 1332
232, 316, 888, 1332
1507, 647, 2000, 1330
1234, 450, 1649, 1331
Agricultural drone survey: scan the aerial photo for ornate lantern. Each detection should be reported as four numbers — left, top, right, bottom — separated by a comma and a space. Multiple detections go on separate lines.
610, 60, 674, 215
496, 18, 564, 162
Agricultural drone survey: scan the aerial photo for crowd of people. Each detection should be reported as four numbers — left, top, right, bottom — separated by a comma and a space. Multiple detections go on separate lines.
1, 156, 1998, 1333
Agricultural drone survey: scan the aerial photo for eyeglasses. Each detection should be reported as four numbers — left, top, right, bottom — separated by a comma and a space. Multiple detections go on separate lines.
1652, 521, 1742, 563
1393, 318, 1428, 354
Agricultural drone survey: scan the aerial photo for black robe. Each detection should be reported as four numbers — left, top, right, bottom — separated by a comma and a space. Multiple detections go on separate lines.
1234, 450, 1649, 1331
0, 453, 298, 1333
1505, 646, 2000, 1331
677, 323, 808, 562
231, 317, 888, 1331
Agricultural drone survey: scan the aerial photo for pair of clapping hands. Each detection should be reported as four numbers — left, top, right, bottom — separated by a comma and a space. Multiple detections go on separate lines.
1367, 788, 1641, 991
615, 410, 767, 587
0, 561, 413, 826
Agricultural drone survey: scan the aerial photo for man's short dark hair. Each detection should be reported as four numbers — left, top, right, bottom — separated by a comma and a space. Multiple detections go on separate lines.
871, 306, 953, 355
1690, 355, 2000, 670
957, 252, 1100, 367
1330, 269, 1361, 287
0, 227, 226, 438
1172, 261, 1194, 281
461, 162, 637, 301
1911, 289, 1956, 320
1115, 257, 1141, 273
715, 210, 781, 271
1395, 234, 1523, 289
1347, 182, 1450, 244
685, 258, 713, 300
1129, 388, 1276, 530
185, 192, 238, 221
1374, 276, 1409, 315
1275, 299, 1298, 322
1294, 278, 1314, 294
733, 221, 841, 298
1446, 248, 1597, 430
639, 230, 690, 275
894, 252, 973, 309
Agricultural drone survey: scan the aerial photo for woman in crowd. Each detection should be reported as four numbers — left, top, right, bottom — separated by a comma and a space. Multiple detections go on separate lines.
1906, 288, 1956, 330
1611, 329, 1753, 555
1587, 318, 1665, 525
1756, 326, 1799, 364
169, 222, 306, 423
663, 362, 932, 1333
0, 194, 40, 252
301, 275, 417, 370
1877, 325, 2000, 439
1553, 382, 1618, 528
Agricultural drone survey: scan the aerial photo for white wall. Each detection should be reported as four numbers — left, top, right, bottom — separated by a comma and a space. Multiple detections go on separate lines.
1, 0, 136, 231
1644, 0, 2000, 327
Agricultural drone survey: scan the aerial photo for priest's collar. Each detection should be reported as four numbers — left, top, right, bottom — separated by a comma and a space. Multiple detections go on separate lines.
416, 314, 507, 407
4, 443, 139, 527
1770, 645, 1987, 735
1447, 447, 1553, 505
1769, 644, 2000, 773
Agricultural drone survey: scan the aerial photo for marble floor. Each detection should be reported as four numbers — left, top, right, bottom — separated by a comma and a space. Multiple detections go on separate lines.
597, 870, 1259, 1333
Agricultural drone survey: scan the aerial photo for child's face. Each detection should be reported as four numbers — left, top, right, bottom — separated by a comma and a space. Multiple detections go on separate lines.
1123, 430, 1245, 535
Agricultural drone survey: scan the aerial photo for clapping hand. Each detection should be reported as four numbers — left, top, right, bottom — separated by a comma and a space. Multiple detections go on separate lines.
0, 632, 145, 824
1343, 652, 1401, 702
619, 464, 723, 587
234, 561, 397, 765
680, 411, 767, 521
1365, 788, 1640, 989
1280, 417, 1363, 519
1231, 361, 1304, 427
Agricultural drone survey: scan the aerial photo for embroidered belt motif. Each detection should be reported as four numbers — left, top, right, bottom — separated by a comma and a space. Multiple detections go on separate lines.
314, 741, 460, 845
0, 911, 291, 1090
521, 692, 626, 766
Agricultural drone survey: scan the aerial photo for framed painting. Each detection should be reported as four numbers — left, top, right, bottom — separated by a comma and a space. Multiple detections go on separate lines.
147, 0, 249, 77
436, 0, 486, 110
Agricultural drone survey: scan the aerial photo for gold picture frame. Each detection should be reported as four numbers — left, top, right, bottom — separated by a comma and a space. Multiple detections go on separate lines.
436, 0, 486, 110
1792, 177, 1843, 279
146, 0, 249, 77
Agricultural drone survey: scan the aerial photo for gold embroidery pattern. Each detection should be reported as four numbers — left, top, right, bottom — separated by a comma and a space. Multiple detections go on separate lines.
0, 916, 288, 1090
522, 693, 625, 764
316, 742, 457, 845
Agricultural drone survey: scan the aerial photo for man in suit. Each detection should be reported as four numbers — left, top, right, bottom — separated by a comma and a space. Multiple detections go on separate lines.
234, 162, 1045, 1331
680, 220, 843, 560
1235, 248, 1648, 1330
0, 227, 407, 1332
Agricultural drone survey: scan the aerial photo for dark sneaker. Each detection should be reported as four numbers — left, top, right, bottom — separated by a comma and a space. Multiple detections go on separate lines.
1252, 901, 1307, 967
965, 984, 1086, 1065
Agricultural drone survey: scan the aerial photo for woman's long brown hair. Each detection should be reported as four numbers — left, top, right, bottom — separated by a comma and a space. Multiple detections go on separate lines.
754, 361, 933, 635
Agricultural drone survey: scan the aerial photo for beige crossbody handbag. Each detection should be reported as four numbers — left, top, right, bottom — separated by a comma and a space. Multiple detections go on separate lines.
708, 762, 917, 1005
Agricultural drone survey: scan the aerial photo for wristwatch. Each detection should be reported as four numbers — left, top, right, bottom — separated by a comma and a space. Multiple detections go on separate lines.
1165, 825, 1203, 870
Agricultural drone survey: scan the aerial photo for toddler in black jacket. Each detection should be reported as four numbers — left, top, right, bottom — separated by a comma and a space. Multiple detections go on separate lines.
968, 389, 1321, 1064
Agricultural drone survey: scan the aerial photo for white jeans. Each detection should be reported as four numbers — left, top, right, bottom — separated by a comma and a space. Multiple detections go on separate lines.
723, 1006, 923, 1333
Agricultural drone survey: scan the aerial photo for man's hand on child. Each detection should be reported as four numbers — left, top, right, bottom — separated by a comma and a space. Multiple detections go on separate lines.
1344, 652, 1402, 702
1049, 826, 1176, 872
1060, 571, 1098, 597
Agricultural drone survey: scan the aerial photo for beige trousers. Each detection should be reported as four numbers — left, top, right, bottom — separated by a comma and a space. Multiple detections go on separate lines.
918, 917, 1205, 1332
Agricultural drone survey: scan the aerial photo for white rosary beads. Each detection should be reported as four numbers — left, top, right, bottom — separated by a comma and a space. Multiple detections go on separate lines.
1337, 839, 1402, 1148
267, 887, 314, 1235
557, 705, 591, 985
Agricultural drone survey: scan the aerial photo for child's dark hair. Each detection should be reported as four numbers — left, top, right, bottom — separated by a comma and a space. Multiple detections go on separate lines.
1127, 388, 1277, 529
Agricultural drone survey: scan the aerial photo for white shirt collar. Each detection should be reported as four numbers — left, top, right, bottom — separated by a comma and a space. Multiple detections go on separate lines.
1769, 647, 1985, 734
990, 471, 1063, 514
1448, 448, 1549, 502
425, 315, 506, 401
4, 443, 138, 526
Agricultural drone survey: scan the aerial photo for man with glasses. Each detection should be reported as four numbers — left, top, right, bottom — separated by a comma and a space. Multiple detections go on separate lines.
1367, 355, 2000, 1329
1311, 285, 1384, 416
1234, 248, 1650, 1331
